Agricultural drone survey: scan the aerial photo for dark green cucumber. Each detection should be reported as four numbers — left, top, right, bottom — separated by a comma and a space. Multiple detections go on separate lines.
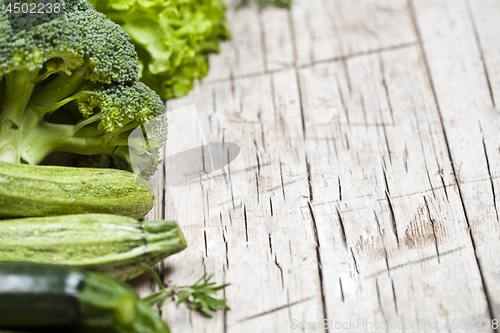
0, 262, 169, 333
0, 214, 187, 281
0, 161, 154, 219
0, 262, 83, 327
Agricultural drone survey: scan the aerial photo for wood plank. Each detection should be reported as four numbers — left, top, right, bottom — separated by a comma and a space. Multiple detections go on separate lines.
206, 1, 295, 81
261, 7, 295, 72
411, 0, 500, 321
467, 0, 500, 106
291, 0, 417, 67
147, 69, 326, 332
205, 0, 266, 81
132, 0, 500, 331
300, 45, 491, 329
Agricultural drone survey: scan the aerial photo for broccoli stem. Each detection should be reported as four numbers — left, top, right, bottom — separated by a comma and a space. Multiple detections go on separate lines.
0, 63, 162, 172
1, 69, 38, 126
0, 69, 36, 162
0, 68, 90, 163
15, 121, 107, 165
6, 107, 140, 165
30, 67, 89, 107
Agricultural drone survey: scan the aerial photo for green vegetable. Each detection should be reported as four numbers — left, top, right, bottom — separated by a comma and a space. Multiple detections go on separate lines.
175, 274, 230, 318
0, 262, 170, 332
0, 214, 187, 281
142, 267, 230, 319
89, 0, 230, 100
0, 0, 167, 177
0, 161, 154, 219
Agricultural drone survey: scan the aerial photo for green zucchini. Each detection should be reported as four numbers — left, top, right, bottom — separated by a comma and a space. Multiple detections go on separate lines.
0, 262, 169, 332
0, 161, 154, 219
0, 214, 187, 281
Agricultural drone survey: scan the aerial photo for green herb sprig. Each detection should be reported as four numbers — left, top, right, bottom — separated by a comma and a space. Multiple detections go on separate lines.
141, 264, 230, 318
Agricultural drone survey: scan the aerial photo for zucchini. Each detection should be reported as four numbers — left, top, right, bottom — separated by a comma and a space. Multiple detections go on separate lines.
0, 161, 154, 219
0, 214, 187, 281
0, 262, 169, 332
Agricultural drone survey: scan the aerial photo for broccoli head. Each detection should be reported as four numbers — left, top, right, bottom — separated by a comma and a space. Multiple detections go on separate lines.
0, 0, 167, 178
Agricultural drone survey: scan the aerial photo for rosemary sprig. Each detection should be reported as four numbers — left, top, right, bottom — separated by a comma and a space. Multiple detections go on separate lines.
141, 264, 230, 318
176, 274, 230, 317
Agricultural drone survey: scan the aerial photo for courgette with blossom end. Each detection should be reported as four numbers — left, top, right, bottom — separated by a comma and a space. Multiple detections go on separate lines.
0, 262, 169, 333
0, 161, 154, 219
0, 214, 187, 281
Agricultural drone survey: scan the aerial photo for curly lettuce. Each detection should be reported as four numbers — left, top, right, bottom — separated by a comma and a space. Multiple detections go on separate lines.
89, 0, 229, 100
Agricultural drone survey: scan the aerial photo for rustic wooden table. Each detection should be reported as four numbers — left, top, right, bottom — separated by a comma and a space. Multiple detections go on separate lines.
133, 0, 500, 332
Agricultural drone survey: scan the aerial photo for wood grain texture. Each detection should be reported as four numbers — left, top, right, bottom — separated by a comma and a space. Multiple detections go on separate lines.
133, 0, 500, 332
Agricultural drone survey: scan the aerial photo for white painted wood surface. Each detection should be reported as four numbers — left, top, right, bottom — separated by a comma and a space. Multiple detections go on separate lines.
133, 0, 500, 332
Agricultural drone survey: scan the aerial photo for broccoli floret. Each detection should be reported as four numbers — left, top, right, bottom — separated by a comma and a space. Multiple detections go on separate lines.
0, 0, 167, 178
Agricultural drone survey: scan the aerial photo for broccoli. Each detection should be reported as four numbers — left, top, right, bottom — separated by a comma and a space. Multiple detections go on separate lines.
0, 0, 167, 178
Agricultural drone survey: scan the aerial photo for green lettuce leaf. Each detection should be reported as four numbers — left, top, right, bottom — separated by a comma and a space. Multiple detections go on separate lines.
89, 0, 230, 100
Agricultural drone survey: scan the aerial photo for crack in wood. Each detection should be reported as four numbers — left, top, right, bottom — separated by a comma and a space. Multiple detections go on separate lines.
366, 245, 466, 279
374, 211, 390, 272
202, 257, 207, 279
378, 54, 396, 126
227, 146, 236, 210
243, 205, 249, 245
465, 0, 496, 107
235, 296, 315, 324
338, 176, 342, 201
403, 142, 409, 173
274, 254, 284, 289
336, 206, 348, 248
428, 119, 450, 202
410, 103, 440, 199
383, 166, 400, 248
425, 170, 437, 199
306, 42, 419, 70
203, 230, 208, 258
279, 159, 287, 200
308, 201, 320, 248
257, 107, 266, 151
306, 156, 313, 201
268, 234, 273, 255
204, 42, 419, 86
391, 279, 398, 316
307, 201, 328, 331
255, 171, 260, 204
339, 278, 345, 303
423, 196, 440, 263
479, 122, 499, 222
375, 278, 388, 322
221, 214, 229, 269
350, 248, 361, 275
